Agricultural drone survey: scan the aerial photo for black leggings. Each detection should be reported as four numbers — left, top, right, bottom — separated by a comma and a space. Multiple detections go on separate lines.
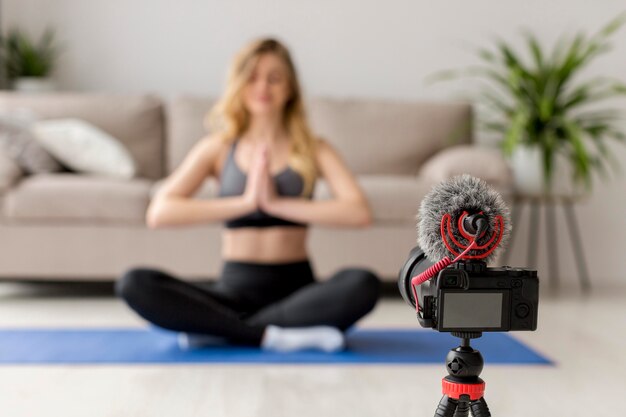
115, 259, 381, 346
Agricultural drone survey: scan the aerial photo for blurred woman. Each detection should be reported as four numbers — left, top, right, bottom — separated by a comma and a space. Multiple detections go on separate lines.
116, 38, 380, 352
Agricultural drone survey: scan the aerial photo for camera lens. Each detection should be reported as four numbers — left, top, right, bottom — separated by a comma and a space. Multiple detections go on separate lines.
398, 246, 434, 308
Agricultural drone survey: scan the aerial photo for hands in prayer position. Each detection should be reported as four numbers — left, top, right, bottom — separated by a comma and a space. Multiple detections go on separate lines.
243, 143, 280, 213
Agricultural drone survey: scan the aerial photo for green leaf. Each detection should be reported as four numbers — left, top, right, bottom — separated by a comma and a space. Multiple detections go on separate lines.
478, 88, 514, 115
522, 30, 544, 69
562, 120, 592, 188
594, 12, 626, 40
480, 120, 509, 134
476, 47, 497, 63
501, 107, 529, 156
424, 69, 464, 84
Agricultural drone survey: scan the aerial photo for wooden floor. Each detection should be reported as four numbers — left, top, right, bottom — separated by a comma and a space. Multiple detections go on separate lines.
0, 281, 622, 417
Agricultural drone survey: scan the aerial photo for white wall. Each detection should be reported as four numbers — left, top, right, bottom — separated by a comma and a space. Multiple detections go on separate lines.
3, 0, 626, 287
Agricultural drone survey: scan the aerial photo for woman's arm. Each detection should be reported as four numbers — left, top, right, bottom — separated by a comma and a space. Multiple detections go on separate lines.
146, 136, 255, 228
263, 139, 373, 227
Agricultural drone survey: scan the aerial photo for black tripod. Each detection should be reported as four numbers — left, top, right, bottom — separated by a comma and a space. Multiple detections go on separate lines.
434, 332, 491, 417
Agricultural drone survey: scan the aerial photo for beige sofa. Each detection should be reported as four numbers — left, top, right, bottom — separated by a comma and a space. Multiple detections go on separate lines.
0, 93, 512, 282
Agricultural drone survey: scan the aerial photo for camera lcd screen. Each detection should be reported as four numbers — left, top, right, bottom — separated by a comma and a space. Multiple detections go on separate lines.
442, 292, 503, 329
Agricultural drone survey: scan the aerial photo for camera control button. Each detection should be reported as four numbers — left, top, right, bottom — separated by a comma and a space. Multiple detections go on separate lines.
512, 280, 522, 287
515, 303, 530, 318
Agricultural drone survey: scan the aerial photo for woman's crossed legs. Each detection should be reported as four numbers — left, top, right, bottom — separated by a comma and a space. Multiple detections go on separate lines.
115, 261, 380, 349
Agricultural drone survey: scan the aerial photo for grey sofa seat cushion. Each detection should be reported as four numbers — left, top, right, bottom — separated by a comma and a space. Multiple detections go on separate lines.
3, 173, 152, 224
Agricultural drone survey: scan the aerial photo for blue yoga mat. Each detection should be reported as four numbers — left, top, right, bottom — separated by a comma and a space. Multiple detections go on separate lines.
0, 327, 552, 365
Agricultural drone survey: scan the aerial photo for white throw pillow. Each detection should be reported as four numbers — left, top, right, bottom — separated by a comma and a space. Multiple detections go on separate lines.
31, 118, 137, 179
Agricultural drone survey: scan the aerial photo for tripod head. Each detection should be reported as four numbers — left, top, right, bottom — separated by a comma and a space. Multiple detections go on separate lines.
446, 332, 484, 383
433, 331, 492, 416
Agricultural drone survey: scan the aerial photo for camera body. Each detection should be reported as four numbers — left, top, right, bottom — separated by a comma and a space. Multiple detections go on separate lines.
399, 246, 538, 333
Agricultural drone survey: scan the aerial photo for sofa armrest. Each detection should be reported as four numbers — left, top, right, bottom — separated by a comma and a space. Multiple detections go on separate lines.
419, 145, 513, 192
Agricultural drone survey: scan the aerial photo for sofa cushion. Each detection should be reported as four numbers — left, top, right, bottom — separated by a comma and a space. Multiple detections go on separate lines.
0, 93, 164, 180
165, 96, 472, 177
2, 173, 152, 224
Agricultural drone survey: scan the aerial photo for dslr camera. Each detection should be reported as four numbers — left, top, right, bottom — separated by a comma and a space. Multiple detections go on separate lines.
400, 175, 540, 416
398, 247, 538, 333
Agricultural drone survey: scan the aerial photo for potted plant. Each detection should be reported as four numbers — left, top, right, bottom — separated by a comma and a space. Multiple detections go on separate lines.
1, 27, 61, 93
432, 14, 626, 198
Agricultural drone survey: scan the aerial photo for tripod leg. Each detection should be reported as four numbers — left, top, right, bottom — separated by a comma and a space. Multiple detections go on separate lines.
545, 201, 559, 291
469, 397, 491, 417
434, 395, 457, 417
563, 200, 591, 293
453, 400, 470, 417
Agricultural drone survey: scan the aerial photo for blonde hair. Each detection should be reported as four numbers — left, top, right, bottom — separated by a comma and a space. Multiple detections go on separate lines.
206, 38, 318, 196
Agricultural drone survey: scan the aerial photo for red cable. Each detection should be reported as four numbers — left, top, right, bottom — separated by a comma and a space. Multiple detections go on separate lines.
410, 240, 476, 314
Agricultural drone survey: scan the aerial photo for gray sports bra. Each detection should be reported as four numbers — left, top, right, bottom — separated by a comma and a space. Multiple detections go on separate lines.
218, 140, 315, 228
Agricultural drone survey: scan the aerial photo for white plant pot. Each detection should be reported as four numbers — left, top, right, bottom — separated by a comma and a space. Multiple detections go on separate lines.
509, 145, 588, 199
14, 77, 56, 93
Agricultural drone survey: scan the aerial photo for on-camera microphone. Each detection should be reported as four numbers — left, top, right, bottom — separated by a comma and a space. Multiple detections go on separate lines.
417, 174, 511, 264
